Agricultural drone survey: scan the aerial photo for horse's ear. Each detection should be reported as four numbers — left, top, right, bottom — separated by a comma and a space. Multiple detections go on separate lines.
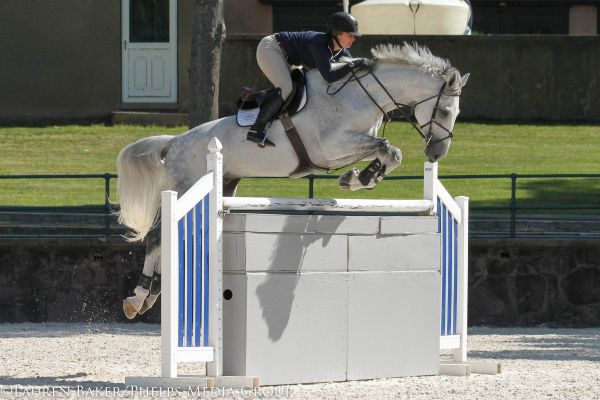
447, 69, 461, 88
460, 73, 470, 88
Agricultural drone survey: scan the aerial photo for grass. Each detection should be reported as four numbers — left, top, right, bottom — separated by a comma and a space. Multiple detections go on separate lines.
1, 123, 599, 209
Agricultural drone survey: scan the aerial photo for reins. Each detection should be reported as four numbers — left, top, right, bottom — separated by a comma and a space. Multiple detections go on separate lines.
328, 63, 460, 147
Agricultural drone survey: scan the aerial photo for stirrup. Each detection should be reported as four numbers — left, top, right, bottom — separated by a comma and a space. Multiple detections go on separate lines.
247, 128, 275, 148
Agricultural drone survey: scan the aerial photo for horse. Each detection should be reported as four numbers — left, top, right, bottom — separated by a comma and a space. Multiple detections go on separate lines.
117, 43, 469, 319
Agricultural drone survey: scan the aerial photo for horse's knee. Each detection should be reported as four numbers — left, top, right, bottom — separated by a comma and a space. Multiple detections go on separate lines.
390, 147, 402, 164
379, 142, 402, 169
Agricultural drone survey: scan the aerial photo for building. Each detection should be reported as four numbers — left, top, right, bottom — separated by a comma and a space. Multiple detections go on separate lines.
0, 0, 599, 125
252, 1, 600, 35
470, 0, 598, 34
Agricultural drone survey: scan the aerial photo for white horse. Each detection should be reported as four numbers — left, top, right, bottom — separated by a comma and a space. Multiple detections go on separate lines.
118, 43, 469, 319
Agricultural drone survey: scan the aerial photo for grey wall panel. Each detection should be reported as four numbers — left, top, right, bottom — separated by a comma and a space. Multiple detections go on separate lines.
222, 233, 245, 271
233, 272, 349, 385
224, 214, 379, 235
348, 234, 441, 271
242, 232, 348, 272
222, 273, 248, 377
380, 216, 438, 235
347, 271, 441, 379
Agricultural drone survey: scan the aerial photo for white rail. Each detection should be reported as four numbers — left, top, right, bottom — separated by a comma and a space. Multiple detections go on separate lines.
223, 197, 433, 214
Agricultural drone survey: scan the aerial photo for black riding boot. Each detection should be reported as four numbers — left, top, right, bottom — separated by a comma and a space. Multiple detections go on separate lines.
247, 89, 284, 148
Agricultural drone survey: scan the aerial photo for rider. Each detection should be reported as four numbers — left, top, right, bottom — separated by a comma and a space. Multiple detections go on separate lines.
247, 11, 374, 148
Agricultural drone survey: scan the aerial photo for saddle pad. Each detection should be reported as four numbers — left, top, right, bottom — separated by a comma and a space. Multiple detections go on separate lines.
237, 107, 260, 127
236, 83, 308, 127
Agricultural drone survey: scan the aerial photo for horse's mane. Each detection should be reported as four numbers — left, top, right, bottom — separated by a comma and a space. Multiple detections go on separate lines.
370, 42, 452, 77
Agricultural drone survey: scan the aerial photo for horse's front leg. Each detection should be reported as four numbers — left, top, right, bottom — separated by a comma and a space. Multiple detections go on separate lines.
338, 138, 402, 191
123, 222, 161, 319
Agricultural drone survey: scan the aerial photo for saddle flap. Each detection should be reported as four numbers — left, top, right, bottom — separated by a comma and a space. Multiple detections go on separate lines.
285, 68, 307, 116
237, 87, 279, 110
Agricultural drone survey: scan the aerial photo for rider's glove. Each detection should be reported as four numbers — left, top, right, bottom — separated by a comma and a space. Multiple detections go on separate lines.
349, 58, 376, 71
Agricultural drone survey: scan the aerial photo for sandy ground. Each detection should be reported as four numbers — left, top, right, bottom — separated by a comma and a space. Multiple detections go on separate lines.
0, 323, 599, 399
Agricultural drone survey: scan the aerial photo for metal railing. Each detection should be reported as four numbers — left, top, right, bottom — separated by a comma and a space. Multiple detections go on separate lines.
0, 173, 118, 239
1, 173, 599, 238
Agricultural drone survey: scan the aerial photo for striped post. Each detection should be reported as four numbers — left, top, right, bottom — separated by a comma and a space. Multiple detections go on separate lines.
424, 161, 469, 361
454, 196, 469, 362
159, 139, 222, 380
127, 138, 258, 388
206, 138, 223, 377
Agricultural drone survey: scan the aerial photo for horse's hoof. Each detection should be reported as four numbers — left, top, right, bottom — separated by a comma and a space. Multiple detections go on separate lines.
338, 168, 359, 189
138, 293, 159, 315
123, 298, 141, 320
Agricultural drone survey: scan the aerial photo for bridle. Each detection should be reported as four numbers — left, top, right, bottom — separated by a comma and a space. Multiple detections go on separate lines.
328, 64, 460, 150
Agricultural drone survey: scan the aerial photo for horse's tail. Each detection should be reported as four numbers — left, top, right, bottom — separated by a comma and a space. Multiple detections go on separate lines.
117, 135, 175, 242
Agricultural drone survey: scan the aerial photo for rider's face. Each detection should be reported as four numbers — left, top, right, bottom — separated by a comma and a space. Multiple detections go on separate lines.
336, 32, 357, 49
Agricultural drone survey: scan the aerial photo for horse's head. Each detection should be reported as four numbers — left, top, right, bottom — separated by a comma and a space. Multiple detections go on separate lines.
369, 43, 470, 163
414, 68, 469, 163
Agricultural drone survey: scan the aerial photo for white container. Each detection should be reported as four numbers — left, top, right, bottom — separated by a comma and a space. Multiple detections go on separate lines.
352, 0, 471, 35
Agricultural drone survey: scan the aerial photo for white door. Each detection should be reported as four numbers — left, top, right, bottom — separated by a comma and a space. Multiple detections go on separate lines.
122, 0, 177, 103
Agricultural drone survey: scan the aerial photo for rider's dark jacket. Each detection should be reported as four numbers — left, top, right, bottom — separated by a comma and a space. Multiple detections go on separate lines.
275, 31, 353, 83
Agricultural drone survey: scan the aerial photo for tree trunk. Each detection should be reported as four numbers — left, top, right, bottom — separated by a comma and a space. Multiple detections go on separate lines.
189, 0, 226, 128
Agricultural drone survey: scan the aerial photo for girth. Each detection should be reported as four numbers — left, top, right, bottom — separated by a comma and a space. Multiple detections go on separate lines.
278, 113, 327, 176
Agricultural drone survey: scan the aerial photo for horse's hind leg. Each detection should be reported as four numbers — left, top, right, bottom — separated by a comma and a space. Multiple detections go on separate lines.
123, 178, 239, 319
123, 223, 161, 319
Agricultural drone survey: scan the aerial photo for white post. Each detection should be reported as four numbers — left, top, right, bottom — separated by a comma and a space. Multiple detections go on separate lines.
207, 138, 223, 377
161, 190, 179, 378
424, 162, 438, 215
454, 196, 469, 362
343, 0, 349, 13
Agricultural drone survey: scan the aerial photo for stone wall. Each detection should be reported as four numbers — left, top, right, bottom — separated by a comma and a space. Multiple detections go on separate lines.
0, 238, 150, 323
0, 237, 599, 326
469, 239, 600, 327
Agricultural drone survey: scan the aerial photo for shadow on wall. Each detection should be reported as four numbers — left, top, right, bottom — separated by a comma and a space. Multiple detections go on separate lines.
255, 215, 343, 341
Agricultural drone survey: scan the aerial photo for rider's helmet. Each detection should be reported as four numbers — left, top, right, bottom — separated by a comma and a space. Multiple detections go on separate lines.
326, 12, 361, 37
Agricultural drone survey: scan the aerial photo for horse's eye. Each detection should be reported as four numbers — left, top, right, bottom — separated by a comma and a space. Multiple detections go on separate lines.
439, 106, 451, 116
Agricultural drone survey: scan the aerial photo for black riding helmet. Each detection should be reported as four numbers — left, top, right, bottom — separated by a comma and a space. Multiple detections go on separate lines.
327, 12, 361, 37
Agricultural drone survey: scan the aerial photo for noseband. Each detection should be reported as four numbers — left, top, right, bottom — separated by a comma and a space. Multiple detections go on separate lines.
329, 66, 460, 149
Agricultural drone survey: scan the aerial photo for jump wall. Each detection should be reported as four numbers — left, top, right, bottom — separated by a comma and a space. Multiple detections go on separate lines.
221, 213, 441, 385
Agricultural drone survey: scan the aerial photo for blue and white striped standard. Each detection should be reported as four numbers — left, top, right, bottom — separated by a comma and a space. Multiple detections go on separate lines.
177, 193, 211, 348
438, 197, 459, 337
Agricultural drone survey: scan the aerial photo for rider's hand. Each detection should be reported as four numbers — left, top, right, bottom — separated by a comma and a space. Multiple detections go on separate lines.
349, 58, 376, 71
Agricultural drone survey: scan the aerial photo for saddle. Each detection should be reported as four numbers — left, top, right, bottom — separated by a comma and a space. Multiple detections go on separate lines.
236, 68, 308, 127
